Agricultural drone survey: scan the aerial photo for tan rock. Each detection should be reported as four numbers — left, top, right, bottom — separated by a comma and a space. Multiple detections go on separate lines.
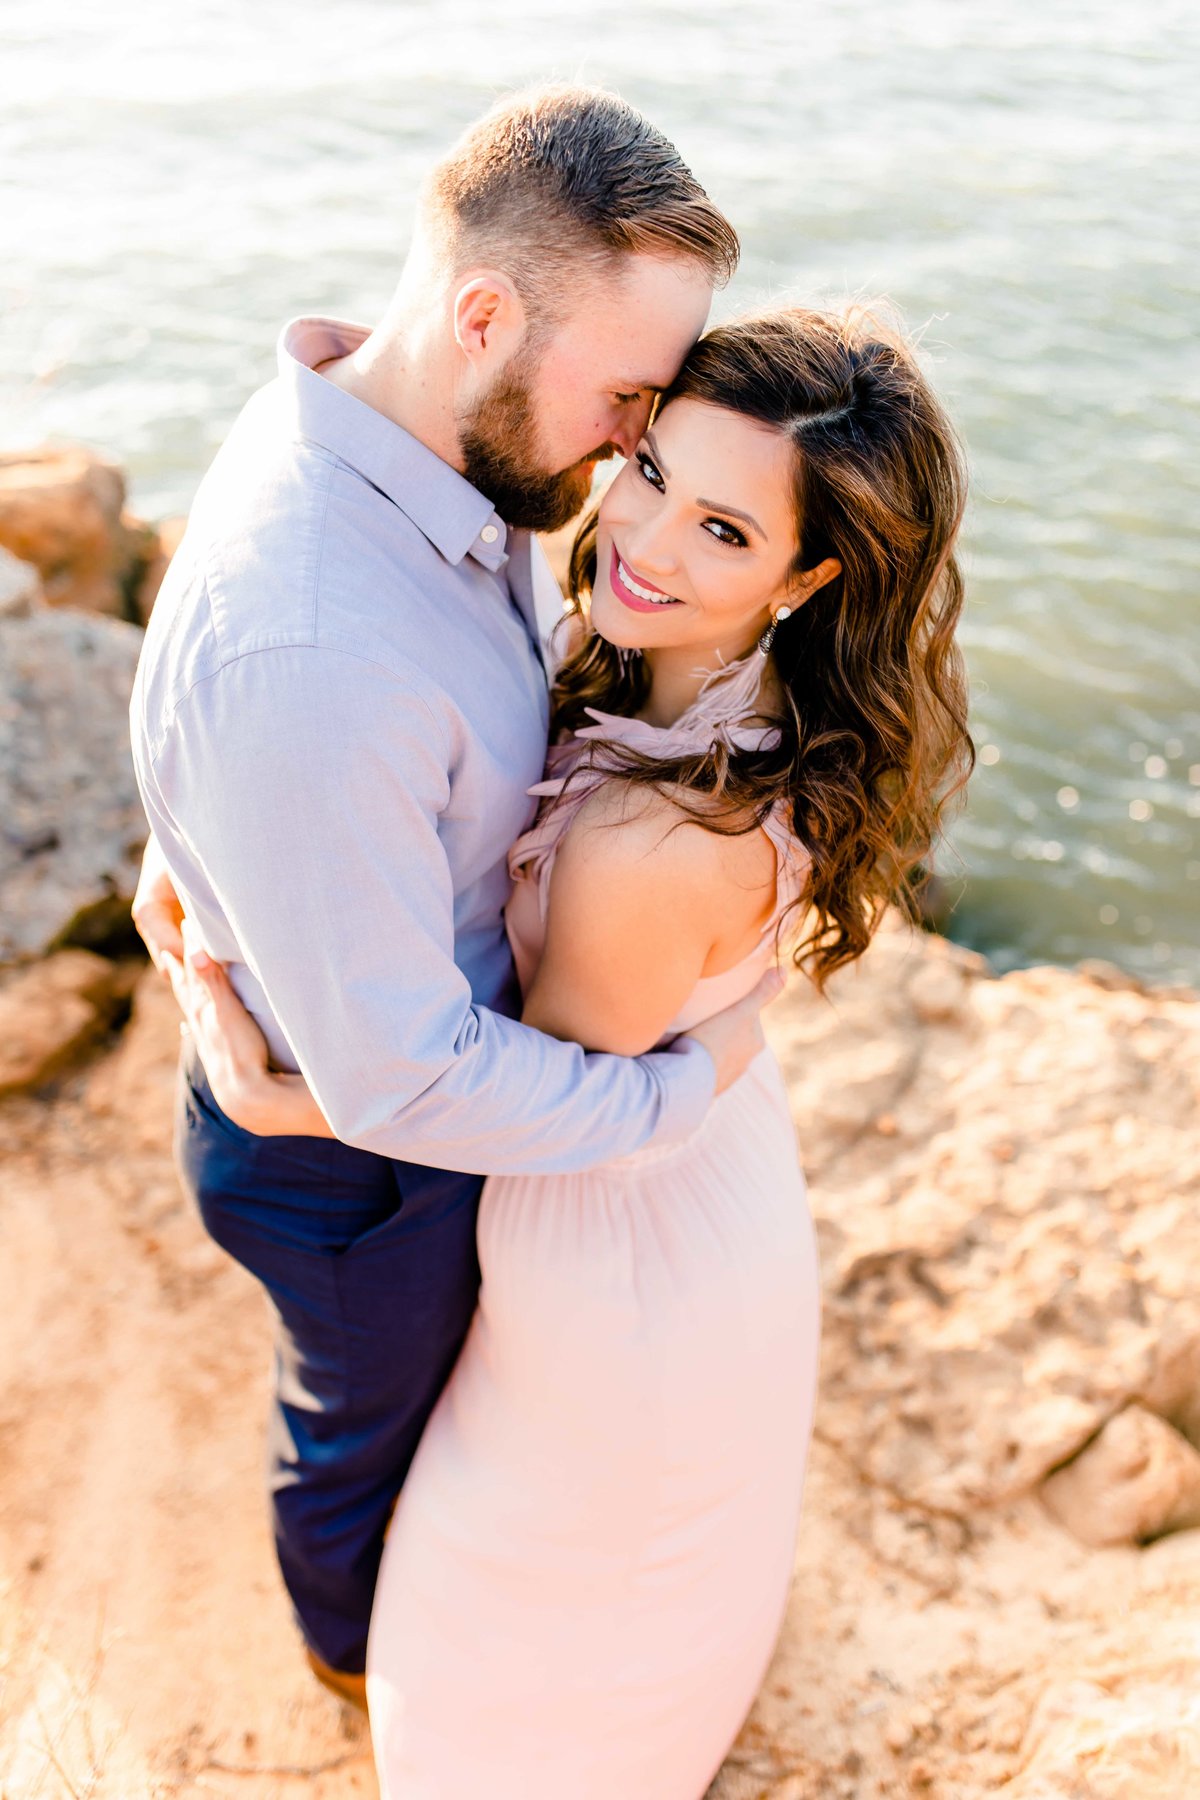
0, 607, 148, 963
0, 545, 42, 619
132, 515, 188, 626
3, 905, 1200, 1800
908, 950, 973, 1024
1041, 1405, 1200, 1547
85, 967, 181, 1149
0, 949, 126, 1094
0, 446, 152, 618
1078, 958, 1147, 993
1136, 1312, 1200, 1447
1003, 1668, 1200, 1798
767, 916, 1200, 1514
884, 1715, 913, 1752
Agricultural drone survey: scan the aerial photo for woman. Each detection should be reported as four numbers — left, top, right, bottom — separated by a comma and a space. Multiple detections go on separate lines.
178, 306, 972, 1797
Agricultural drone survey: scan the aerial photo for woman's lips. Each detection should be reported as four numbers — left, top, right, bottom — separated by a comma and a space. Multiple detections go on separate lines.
608, 544, 682, 613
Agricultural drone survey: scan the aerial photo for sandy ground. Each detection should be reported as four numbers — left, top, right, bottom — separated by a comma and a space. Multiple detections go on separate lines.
3, 930, 1199, 1798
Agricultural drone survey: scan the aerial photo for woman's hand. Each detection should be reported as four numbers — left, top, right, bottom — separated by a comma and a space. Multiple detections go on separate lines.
131, 833, 185, 974
683, 967, 784, 1094
166, 931, 334, 1139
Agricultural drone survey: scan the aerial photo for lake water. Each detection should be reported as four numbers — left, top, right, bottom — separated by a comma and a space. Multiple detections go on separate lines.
3, 0, 1198, 984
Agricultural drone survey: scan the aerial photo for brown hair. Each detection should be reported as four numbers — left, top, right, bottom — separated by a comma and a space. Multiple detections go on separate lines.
552, 306, 974, 988
422, 84, 739, 323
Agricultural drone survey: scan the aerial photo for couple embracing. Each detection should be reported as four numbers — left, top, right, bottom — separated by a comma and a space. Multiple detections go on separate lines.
130, 83, 971, 1799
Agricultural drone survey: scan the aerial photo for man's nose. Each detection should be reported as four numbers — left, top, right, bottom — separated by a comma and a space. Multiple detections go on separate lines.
611, 396, 654, 459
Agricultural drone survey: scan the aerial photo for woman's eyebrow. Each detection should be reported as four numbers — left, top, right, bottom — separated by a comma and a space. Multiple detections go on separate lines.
695, 498, 766, 538
642, 431, 765, 538
643, 429, 670, 474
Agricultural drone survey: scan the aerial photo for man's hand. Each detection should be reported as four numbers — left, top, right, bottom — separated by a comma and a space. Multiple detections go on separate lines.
131, 833, 185, 975
682, 968, 785, 1095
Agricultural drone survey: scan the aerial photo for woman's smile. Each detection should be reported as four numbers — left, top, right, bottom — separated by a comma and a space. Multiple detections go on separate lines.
608, 544, 683, 612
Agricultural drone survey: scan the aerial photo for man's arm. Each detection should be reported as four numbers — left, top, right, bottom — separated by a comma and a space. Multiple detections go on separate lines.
148, 643, 714, 1176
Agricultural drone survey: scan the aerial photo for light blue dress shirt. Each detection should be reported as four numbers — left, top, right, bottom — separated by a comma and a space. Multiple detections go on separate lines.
130, 318, 713, 1174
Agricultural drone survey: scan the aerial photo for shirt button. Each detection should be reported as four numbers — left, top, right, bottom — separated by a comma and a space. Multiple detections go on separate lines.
480, 524, 500, 545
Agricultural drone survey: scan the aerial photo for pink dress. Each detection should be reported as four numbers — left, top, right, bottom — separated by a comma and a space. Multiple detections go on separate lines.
367, 677, 822, 1800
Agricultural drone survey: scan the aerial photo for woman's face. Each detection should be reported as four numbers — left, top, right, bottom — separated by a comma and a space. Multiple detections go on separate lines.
589, 395, 801, 663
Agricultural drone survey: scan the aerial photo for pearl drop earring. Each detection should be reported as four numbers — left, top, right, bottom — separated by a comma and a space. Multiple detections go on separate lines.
758, 604, 793, 657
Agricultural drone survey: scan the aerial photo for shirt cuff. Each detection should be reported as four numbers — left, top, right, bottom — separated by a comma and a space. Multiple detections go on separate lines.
644, 1036, 717, 1148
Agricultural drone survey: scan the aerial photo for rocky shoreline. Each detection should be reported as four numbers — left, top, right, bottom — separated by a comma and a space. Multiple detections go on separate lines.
2, 448, 1198, 1797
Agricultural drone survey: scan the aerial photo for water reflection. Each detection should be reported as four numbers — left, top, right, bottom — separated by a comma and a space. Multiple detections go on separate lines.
2, 0, 1197, 982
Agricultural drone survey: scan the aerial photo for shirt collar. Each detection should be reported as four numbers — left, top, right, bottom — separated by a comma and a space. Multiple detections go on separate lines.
276, 316, 509, 571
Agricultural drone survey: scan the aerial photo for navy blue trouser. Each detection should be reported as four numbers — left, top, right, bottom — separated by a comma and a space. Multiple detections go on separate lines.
175, 1046, 483, 1673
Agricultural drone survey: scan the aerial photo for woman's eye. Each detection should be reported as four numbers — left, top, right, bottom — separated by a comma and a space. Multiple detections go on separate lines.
613, 391, 641, 405
702, 519, 748, 548
634, 451, 665, 491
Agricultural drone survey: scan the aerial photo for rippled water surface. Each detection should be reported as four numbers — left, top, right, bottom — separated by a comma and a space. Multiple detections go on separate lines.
3, 0, 1198, 981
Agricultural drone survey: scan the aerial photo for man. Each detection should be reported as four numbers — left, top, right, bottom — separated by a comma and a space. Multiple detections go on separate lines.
131, 84, 770, 1709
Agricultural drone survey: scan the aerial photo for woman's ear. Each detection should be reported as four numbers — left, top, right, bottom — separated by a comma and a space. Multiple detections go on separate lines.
790, 556, 841, 607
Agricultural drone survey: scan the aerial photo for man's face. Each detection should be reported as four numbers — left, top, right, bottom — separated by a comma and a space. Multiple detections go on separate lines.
457, 253, 713, 532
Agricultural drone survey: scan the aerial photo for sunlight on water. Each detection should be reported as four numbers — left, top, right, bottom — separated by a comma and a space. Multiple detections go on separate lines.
2, 0, 1197, 982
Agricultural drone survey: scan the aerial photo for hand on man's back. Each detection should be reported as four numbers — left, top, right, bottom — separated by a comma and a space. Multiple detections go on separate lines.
683, 968, 785, 1096
131, 835, 185, 975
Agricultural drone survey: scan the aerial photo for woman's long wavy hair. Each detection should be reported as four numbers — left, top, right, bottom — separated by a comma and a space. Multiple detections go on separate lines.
550, 305, 974, 988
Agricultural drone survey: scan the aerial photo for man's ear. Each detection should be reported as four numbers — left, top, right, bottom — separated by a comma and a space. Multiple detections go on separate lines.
452, 273, 526, 373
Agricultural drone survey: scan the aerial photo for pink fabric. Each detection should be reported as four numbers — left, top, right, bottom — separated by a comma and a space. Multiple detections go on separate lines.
505, 652, 811, 1035
367, 665, 821, 1799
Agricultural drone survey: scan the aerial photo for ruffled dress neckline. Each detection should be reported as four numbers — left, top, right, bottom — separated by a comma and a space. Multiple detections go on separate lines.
565, 645, 782, 764
511, 650, 784, 913
503, 652, 810, 1036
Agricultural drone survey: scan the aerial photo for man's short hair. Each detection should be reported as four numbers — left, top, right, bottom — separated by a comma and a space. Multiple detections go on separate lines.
422, 84, 739, 321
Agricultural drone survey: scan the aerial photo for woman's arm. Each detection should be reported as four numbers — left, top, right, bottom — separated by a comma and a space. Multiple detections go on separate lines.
131, 831, 185, 973
170, 940, 336, 1137
521, 781, 775, 1055
136, 832, 331, 1133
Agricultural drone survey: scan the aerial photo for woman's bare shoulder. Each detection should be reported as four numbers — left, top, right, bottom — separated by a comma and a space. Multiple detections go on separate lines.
557, 777, 777, 903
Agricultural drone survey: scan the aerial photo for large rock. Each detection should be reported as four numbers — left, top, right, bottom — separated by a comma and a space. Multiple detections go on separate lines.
2, 903, 1199, 1799
0, 949, 131, 1095
1000, 1658, 1200, 1798
133, 515, 188, 626
0, 607, 148, 963
85, 966, 182, 1148
1041, 1404, 1200, 1546
0, 446, 155, 619
0, 545, 42, 619
766, 917, 1200, 1515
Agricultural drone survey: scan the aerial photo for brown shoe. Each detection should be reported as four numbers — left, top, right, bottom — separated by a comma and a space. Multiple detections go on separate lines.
305, 1646, 368, 1714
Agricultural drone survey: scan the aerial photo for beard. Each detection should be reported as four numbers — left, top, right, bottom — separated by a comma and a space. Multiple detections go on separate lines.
458, 357, 614, 533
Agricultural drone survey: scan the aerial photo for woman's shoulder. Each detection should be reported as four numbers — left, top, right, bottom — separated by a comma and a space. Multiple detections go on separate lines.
557, 776, 779, 904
